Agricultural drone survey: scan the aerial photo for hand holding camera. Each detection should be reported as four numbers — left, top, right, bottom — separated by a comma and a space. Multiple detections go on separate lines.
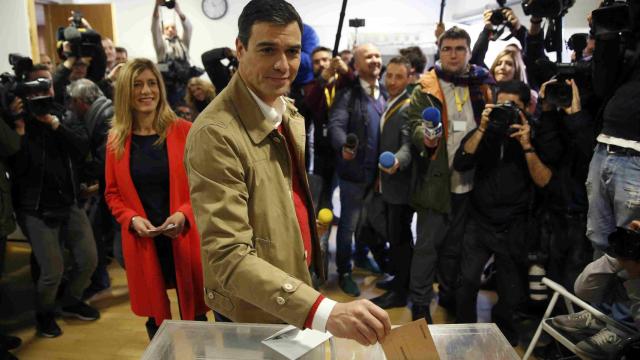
509, 115, 532, 150
539, 78, 581, 114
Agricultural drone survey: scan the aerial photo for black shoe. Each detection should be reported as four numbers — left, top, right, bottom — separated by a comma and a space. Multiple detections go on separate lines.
338, 273, 361, 297
354, 257, 382, 275
145, 318, 159, 341
0, 335, 21, 350
36, 312, 62, 338
375, 277, 394, 291
61, 301, 100, 321
371, 291, 407, 309
0, 348, 18, 360
411, 304, 433, 324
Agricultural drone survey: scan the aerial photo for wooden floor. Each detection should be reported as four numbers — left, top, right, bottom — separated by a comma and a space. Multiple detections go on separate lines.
3, 226, 534, 359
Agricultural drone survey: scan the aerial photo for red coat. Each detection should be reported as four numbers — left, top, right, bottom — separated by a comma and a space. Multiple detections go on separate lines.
105, 119, 207, 323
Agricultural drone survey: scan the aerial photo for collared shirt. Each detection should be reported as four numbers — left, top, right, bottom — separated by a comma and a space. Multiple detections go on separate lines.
247, 88, 286, 129
359, 78, 381, 100
380, 90, 407, 132
247, 87, 337, 332
439, 78, 476, 194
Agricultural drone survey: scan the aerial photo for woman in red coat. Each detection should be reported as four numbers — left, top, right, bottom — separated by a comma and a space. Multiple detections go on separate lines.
104, 58, 208, 339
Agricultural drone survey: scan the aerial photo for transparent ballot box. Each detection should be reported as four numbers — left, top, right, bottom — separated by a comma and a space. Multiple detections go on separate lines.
142, 321, 520, 360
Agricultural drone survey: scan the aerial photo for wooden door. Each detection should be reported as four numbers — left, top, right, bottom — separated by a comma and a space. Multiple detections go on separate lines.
41, 3, 115, 63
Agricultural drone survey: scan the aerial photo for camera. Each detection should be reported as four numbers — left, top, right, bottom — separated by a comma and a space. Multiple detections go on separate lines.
202, 47, 238, 92
592, 1, 635, 38
522, 0, 576, 18
0, 54, 54, 120
490, 0, 510, 27
536, 58, 590, 108
56, 11, 102, 60
157, 59, 203, 88
487, 101, 521, 137
607, 227, 640, 261
348, 18, 365, 28
160, 0, 176, 9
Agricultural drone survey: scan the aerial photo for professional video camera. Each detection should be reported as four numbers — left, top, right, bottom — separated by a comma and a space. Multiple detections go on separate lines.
0, 54, 54, 120
56, 11, 102, 60
487, 101, 522, 137
157, 59, 204, 88
608, 227, 640, 261
522, 0, 576, 18
536, 58, 590, 108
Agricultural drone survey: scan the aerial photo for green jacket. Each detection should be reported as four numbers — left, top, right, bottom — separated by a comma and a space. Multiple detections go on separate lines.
0, 117, 20, 237
406, 70, 492, 214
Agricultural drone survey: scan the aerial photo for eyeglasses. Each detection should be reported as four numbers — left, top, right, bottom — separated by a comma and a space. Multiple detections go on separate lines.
440, 46, 468, 55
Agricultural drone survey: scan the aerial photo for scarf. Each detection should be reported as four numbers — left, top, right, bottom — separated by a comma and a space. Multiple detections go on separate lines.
435, 62, 495, 124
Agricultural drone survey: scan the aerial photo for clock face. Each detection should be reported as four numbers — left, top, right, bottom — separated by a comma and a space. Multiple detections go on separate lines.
202, 0, 228, 20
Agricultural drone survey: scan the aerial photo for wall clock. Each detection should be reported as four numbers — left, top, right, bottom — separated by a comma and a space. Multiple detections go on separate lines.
202, 0, 228, 20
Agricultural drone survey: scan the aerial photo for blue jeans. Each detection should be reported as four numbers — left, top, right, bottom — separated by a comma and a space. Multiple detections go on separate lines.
336, 178, 370, 274
586, 144, 640, 251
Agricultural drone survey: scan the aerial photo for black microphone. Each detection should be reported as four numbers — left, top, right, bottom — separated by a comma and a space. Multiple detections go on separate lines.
343, 133, 358, 155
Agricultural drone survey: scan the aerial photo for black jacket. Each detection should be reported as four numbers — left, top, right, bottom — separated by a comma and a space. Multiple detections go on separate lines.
77, 96, 113, 183
11, 104, 89, 213
0, 117, 20, 236
328, 79, 388, 183
454, 130, 533, 225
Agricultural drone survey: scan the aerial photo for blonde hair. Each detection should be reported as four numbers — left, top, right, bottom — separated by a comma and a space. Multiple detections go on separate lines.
108, 58, 175, 158
184, 77, 216, 109
490, 48, 528, 84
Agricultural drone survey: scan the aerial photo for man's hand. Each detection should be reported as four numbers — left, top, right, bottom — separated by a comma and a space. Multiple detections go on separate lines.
14, 119, 25, 136
331, 57, 349, 75
159, 211, 186, 239
35, 114, 59, 130
539, 79, 557, 112
155, 0, 164, 6
510, 114, 532, 150
435, 22, 445, 41
321, 67, 337, 82
9, 98, 23, 118
483, 10, 493, 30
342, 147, 355, 161
503, 8, 521, 31
563, 79, 582, 115
480, 104, 494, 132
325, 299, 391, 346
130, 216, 158, 238
630, 220, 640, 231
379, 158, 400, 175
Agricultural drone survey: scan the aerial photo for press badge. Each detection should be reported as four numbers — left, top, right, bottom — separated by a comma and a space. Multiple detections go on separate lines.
453, 120, 467, 132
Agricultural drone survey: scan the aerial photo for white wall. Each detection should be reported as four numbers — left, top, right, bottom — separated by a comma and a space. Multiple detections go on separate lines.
0, 0, 33, 74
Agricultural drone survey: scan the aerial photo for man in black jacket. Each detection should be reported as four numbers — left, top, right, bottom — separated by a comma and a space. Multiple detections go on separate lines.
11, 64, 99, 338
328, 44, 387, 297
369, 56, 414, 309
453, 80, 553, 345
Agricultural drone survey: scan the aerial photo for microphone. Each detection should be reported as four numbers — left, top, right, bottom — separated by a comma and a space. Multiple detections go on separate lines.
343, 133, 359, 155
317, 208, 334, 226
422, 107, 443, 140
379, 151, 396, 169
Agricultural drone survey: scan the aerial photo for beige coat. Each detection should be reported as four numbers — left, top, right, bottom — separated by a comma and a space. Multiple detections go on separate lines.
184, 73, 325, 328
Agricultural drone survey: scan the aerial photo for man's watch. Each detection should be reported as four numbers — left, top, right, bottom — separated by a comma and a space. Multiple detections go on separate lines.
50, 115, 61, 130
523, 147, 535, 154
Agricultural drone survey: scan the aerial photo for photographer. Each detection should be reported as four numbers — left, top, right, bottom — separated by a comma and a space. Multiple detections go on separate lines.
0, 95, 22, 360
586, 0, 640, 254
10, 64, 98, 338
552, 226, 640, 359
471, 6, 528, 68
533, 78, 595, 291
67, 79, 114, 297
453, 80, 553, 346
152, 0, 192, 64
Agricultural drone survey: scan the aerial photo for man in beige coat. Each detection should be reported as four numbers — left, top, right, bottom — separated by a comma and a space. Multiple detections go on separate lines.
184, 0, 390, 346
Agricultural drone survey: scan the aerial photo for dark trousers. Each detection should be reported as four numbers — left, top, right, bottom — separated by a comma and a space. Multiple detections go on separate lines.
456, 214, 528, 343
385, 203, 414, 294
410, 193, 468, 306
546, 212, 593, 292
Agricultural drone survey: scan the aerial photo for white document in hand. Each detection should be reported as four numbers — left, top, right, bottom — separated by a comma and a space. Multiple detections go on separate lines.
262, 325, 333, 360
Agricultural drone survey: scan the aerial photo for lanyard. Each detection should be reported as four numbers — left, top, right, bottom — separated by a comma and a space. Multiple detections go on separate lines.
381, 98, 410, 131
454, 87, 469, 113
323, 74, 339, 108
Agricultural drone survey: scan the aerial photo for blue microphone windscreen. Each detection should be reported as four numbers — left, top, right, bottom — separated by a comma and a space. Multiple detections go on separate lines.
379, 151, 396, 169
422, 107, 441, 124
